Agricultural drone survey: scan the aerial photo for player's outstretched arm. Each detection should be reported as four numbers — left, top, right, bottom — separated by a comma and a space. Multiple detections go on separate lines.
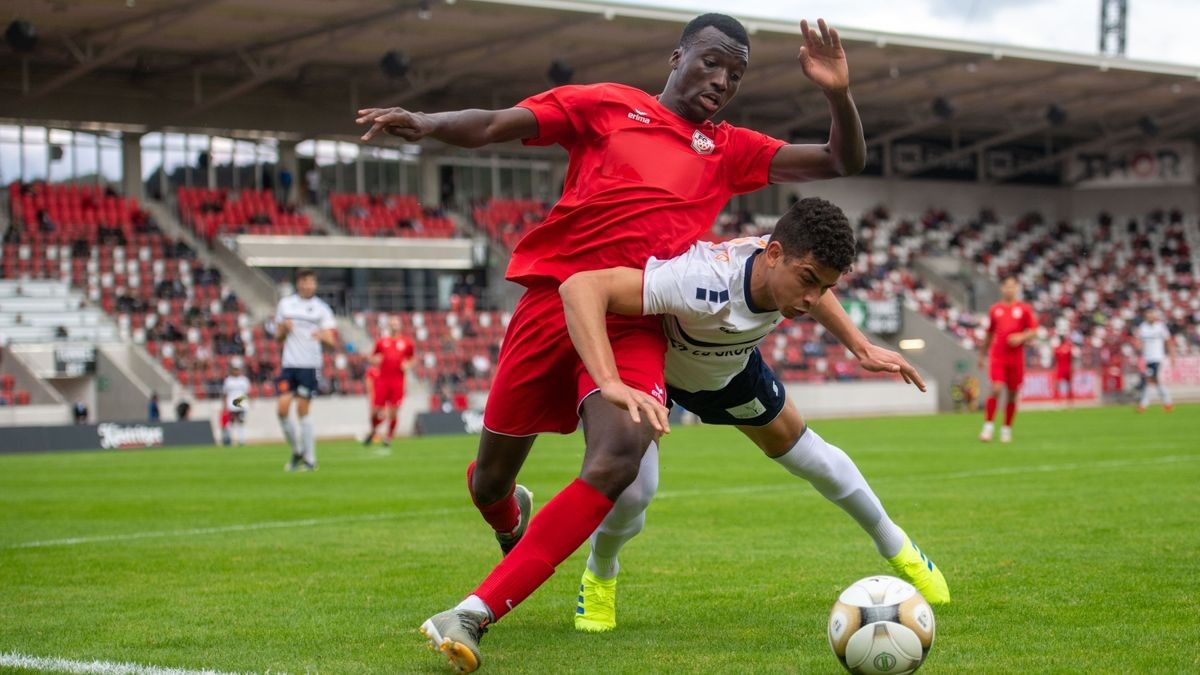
809, 291, 926, 391
356, 106, 537, 148
768, 19, 866, 183
560, 268, 670, 433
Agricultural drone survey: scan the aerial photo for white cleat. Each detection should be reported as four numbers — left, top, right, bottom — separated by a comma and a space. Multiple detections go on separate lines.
979, 423, 994, 443
999, 426, 1012, 443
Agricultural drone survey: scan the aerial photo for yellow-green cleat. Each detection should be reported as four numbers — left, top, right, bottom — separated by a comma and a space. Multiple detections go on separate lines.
574, 568, 617, 632
887, 535, 951, 605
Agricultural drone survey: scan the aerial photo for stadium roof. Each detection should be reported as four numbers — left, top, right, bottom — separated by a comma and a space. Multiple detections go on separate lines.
3, 0, 1199, 178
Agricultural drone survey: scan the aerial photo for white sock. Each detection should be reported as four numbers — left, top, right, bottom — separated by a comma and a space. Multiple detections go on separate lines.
981, 421, 994, 433
1158, 383, 1172, 405
235, 424, 246, 446
773, 427, 905, 559
455, 594, 493, 619
278, 416, 299, 456
299, 416, 316, 465
1140, 385, 1151, 407
587, 441, 659, 579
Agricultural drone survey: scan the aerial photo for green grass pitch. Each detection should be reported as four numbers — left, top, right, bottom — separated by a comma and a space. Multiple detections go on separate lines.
2, 404, 1198, 674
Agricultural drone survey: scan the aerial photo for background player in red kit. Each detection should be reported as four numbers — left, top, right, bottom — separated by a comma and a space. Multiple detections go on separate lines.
1053, 333, 1077, 405
978, 276, 1039, 443
365, 315, 414, 449
358, 14, 865, 671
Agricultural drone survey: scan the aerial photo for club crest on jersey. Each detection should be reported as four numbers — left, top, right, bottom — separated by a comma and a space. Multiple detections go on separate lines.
627, 109, 651, 124
691, 130, 715, 155
1013, 307, 1023, 318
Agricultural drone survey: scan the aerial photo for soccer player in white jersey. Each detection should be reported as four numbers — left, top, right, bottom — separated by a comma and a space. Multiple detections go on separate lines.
221, 358, 251, 447
1134, 308, 1175, 413
274, 268, 337, 470
558, 197, 950, 633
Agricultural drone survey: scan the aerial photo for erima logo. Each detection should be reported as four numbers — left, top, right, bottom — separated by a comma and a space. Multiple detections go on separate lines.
650, 383, 666, 404
627, 109, 651, 124
695, 287, 729, 304
691, 130, 715, 155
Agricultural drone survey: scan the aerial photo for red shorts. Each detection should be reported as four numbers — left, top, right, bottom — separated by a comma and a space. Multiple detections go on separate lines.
372, 376, 405, 407
1055, 368, 1073, 383
483, 283, 667, 436
990, 358, 1025, 390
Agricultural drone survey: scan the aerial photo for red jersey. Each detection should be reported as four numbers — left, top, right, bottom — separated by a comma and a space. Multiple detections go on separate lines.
373, 336, 414, 379
510, 83, 786, 285
365, 365, 380, 383
986, 301, 1037, 362
1054, 342, 1074, 372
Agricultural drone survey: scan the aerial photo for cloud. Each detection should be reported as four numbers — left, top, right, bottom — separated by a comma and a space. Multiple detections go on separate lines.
926, 0, 1045, 22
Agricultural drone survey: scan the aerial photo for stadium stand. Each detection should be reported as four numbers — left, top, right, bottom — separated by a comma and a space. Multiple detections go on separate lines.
328, 192, 456, 238
847, 206, 1199, 370
176, 187, 315, 241
2, 181, 378, 402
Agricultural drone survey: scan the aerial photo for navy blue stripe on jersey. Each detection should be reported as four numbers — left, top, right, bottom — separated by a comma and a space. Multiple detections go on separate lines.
743, 249, 771, 314
695, 288, 730, 303
671, 316, 769, 348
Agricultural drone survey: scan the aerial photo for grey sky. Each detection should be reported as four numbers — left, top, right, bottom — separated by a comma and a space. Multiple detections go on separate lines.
612, 0, 1200, 67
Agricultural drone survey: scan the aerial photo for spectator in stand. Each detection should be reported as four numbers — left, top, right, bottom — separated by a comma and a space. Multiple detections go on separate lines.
175, 399, 191, 421
148, 392, 161, 422
73, 400, 88, 424
305, 167, 321, 205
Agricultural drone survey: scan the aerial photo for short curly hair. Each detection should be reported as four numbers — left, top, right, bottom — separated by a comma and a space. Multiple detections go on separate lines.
771, 197, 856, 273
679, 13, 750, 51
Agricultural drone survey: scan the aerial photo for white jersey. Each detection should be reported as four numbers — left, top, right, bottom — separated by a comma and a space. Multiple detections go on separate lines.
275, 294, 336, 369
222, 375, 251, 412
643, 237, 782, 392
1137, 321, 1171, 363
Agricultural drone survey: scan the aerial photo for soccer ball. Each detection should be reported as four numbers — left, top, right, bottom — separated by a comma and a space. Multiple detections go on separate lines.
827, 575, 935, 674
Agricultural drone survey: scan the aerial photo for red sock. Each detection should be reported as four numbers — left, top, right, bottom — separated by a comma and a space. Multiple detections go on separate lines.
985, 396, 998, 422
386, 415, 398, 440
1004, 400, 1017, 426
370, 410, 382, 431
473, 478, 613, 621
467, 461, 519, 535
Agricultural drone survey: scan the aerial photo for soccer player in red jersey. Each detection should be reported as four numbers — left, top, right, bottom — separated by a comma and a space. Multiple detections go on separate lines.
358, 14, 865, 671
365, 315, 414, 449
978, 276, 1039, 443
1053, 333, 1076, 405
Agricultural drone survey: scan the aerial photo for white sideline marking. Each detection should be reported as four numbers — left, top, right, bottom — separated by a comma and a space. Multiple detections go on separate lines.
6, 508, 459, 550
0, 651, 245, 675
7, 454, 1196, 550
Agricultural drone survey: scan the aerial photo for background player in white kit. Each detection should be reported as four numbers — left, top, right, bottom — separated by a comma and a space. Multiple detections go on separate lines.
274, 268, 337, 471
1134, 307, 1175, 413
559, 198, 950, 633
221, 358, 251, 447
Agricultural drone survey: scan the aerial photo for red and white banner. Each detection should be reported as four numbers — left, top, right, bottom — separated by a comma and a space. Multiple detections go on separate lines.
1162, 356, 1200, 386
1019, 369, 1101, 403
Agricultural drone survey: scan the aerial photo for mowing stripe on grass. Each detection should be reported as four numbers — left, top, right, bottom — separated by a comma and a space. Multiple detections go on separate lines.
0, 651, 247, 675
6, 453, 1196, 550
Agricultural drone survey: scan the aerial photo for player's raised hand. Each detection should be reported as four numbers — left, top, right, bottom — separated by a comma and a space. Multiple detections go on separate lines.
357, 107, 435, 142
857, 343, 927, 392
599, 381, 671, 434
797, 18, 849, 93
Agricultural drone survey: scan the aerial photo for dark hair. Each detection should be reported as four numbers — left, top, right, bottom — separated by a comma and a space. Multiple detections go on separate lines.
679, 13, 750, 51
294, 268, 315, 282
1001, 275, 1019, 284
772, 197, 855, 273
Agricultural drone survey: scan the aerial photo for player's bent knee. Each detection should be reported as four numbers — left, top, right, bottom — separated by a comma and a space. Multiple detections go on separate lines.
580, 454, 643, 501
